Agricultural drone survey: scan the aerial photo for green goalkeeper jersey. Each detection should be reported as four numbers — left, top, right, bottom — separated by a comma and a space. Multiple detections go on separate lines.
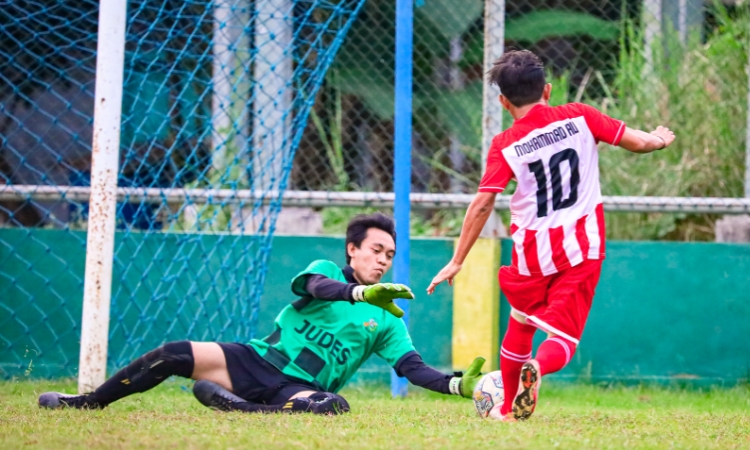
248, 260, 416, 393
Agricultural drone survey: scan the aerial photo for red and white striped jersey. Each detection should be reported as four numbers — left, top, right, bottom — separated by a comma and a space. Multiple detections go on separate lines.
479, 103, 625, 276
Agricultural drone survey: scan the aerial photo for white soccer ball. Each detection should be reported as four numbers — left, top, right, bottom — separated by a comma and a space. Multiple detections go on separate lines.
472, 370, 504, 418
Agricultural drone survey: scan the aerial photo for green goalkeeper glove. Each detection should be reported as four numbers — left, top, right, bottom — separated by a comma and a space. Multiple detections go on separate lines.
352, 283, 414, 318
448, 357, 486, 398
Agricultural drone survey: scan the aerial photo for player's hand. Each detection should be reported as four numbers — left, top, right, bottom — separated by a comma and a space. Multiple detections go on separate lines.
426, 261, 462, 295
459, 357, 486, 398
353, 283, 414, 318
650, 126, 675, 149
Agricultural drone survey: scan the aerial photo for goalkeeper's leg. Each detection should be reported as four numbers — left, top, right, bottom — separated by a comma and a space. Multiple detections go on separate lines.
39, 341, 229, 409
193, 380, 350, 415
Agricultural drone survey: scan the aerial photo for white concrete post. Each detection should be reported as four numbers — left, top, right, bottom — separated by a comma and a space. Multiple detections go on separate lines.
212, 0, 250, 178
480, 0, 507, 238
253, 0, 293, 191
746, 37, 750, 199
78, 0, 127, 393
643, 0, 662, 70
212, 0, 235, 173
481, 0, 505, 172
677, 0, 687, 44
449, 36, 464, 193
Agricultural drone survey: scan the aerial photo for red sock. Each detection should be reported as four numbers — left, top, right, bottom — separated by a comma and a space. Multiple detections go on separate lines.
536, 337, 577, 376
499, 318, 536, 415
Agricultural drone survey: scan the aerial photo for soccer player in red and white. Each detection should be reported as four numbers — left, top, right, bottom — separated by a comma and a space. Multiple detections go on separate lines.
427, 50, 675, 421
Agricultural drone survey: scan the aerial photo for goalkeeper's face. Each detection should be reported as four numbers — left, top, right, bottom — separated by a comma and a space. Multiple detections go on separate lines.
348, 228, 396, 285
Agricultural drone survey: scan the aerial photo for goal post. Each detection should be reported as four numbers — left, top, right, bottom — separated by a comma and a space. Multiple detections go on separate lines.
78, 0, 127, 393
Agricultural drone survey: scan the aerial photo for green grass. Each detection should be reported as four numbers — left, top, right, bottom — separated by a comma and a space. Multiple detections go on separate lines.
2, 380, 750, 449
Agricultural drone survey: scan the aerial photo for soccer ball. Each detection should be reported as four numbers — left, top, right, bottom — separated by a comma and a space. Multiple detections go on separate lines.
472, 370, 504, 418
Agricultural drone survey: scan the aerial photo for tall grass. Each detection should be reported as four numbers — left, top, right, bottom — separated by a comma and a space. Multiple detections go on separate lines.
592, 7, 748, 240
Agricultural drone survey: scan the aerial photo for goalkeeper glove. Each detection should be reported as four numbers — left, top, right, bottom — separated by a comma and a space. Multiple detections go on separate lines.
351, 283, 414, 318
448, 356, 486, 398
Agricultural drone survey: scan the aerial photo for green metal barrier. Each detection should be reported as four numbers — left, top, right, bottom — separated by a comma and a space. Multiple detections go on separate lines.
0, 230, 453, 380
500, 240, 750, 385
2, 230, 749, 385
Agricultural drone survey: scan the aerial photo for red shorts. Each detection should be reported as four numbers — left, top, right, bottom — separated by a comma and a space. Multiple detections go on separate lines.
498, 258, 603, 344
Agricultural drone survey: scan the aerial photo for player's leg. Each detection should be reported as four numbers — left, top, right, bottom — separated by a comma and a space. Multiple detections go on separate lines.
39, 340, 227, 409
528, 258, 602, 376
277, 385, 351, 415
493, 266, 548, 419
512, 259, 603, 420
190, 342, 232, 390
194, 343, 350, 415
193, 381, 350, 415
40, 341, 198, 409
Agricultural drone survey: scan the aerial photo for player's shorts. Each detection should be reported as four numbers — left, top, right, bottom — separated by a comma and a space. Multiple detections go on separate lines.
498, 258, 603, 344
218, 343, 320, 404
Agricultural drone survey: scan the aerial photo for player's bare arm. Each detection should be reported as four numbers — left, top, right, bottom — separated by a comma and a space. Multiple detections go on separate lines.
619, 125, 676, 153
427, 191, 496, 294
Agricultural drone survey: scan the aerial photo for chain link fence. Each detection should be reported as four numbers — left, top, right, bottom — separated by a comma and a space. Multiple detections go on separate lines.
288, 0, 749, 239
0, 0, 367, 377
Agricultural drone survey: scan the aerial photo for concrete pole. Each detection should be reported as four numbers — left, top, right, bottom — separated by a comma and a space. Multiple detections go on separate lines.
678, 0, 687, 44
449, 36, 464, 193
78, 0, 127, 393
480, 0, 506, 238
745, 39, 750, 199
212, 0, 234, 173
253, 0, 293, 192
213, 0, 251, 180
481, 0, 505, 172
643, 0, 662, 71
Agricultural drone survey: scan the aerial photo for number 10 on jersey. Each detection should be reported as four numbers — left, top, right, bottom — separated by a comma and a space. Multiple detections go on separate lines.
528, 148, 580, 218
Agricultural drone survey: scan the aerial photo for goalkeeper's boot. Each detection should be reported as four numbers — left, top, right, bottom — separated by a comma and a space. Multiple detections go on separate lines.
38, 392, 102, 410
193, 380, 250, 412
512, 359, 541, 421
193, 380, 315, 414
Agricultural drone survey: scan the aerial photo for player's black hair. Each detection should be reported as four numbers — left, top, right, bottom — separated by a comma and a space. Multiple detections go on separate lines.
487, 49, 546, 107
345, 212, 397, 264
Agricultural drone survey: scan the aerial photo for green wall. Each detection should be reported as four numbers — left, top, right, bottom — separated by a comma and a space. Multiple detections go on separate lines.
500, 240, 750, 385
2, 229, 749, 385
0, 229, 453, 381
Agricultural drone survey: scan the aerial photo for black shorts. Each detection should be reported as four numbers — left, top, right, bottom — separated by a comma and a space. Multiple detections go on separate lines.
218, 343, 319, 404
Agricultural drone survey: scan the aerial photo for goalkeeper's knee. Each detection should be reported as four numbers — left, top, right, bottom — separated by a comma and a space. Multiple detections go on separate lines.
308, 392, 350, 415
130, 341, 194, 386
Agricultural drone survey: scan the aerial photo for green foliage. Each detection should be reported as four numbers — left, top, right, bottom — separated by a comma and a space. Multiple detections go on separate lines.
435, 81, 483, 149
416, 0, 483, 39
590, 7, 748, 240
2, 380, 750, 448
310, 74, 350, 191
334, 68, 397, 121
462, 10, 619, 67
322, 207, 466, 237
505, 10, 620, 43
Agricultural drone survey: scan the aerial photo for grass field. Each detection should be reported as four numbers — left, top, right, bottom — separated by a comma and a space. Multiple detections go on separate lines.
2, 380, 749, 449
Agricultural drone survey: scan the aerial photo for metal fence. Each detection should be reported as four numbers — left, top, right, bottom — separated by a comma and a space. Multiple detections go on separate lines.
2, 0, 748, 238
306, 0, 749, 240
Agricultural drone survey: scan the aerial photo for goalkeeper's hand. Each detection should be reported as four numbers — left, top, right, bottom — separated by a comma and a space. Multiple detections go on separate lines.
448, 356, 486, 398
352, 283, 414, 318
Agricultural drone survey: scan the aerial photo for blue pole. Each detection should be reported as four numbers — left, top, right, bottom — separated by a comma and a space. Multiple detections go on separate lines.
391, 0, 412, 398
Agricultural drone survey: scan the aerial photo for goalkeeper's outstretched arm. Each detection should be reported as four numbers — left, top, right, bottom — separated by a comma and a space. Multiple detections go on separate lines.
302, 275, 414, 318
394, 352, 485, 398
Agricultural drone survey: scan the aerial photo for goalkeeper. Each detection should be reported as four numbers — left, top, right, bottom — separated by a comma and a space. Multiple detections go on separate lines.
39, 213, 485, 415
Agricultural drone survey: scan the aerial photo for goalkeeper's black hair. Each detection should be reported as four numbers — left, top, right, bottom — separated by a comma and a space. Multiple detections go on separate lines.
345, 213, 396, 264
487, 49, 546, 108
